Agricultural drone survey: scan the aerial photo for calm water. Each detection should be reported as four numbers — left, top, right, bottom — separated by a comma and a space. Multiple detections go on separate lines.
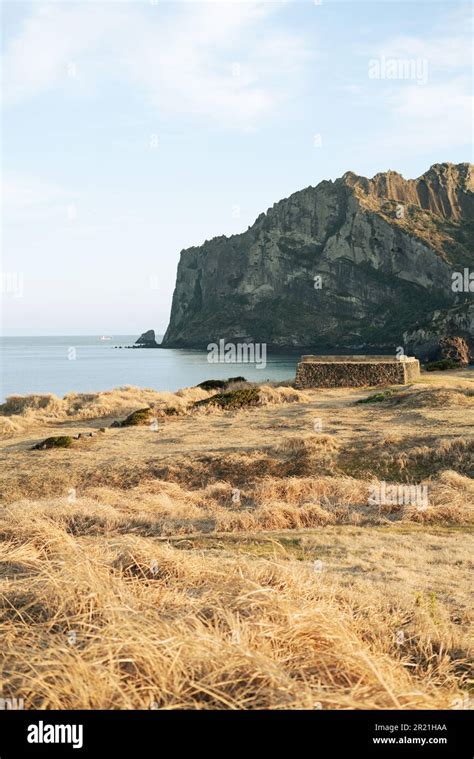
0, 336, 300, 401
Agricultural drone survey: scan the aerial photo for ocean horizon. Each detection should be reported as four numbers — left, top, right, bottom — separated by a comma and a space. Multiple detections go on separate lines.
0, 335, 301, 401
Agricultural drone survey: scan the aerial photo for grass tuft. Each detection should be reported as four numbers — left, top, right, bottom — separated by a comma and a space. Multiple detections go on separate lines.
111, 408, 154, 428
193, 387, 260, 410
31, 436, 73, 450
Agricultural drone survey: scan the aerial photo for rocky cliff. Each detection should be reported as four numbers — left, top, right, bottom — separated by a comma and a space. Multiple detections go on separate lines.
135, 329, 159, 348
404, 301, 474, 361
162, 163, 473, 352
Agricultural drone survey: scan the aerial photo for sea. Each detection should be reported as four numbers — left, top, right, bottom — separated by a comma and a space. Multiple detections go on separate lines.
0, 336, 301, 401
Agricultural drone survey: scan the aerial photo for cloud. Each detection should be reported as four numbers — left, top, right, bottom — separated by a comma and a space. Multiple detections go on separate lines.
374, 32, 472, 72
369, 2, 472, 68
1, 1, 311, 128
1, 4, 123, 106
1, 173, 75, 221
361, 7, 473, 153
124, 2, 314, 127
3, 174, 64, 208
382, 78, 472, 151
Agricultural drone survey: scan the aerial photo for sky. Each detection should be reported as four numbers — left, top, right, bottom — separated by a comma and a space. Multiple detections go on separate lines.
1, 0, 472, 336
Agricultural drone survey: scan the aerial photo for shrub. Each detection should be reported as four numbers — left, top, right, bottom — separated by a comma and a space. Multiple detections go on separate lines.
31, 436, 73, 450
196, 377, 247, 391
356, 390, 393, 404
111, 408, 154, 428
424, 359, 460, 372
196, 380, 226, 391
193, 387, 259, 410
163, 407, 181, 416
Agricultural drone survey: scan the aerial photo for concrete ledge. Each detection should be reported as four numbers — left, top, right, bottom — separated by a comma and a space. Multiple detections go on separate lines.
295, 355, 420, 388
300, 355, 419, 363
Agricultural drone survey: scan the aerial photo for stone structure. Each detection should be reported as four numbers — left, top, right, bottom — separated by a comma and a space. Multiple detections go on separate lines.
295, 355, 420, 388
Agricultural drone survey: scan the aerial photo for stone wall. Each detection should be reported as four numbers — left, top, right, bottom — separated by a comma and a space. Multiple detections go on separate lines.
403, 359, 422, 383
295, 357, 420, 388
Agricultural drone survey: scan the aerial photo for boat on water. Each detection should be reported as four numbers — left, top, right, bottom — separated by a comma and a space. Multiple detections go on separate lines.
99, 336, 112, 341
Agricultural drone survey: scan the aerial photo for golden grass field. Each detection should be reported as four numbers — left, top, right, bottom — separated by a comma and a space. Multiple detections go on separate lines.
0, 372, 472, 710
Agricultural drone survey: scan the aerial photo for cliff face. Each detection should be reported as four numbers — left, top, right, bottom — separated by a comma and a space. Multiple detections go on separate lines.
162, 163, 473, 351
404, 302, 474, 361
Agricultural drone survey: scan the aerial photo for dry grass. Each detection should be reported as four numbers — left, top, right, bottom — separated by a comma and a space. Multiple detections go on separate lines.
0, 512, 471, 710
390, 385, 474, 408
0, 375, 472, 709
0, 383, 310, 437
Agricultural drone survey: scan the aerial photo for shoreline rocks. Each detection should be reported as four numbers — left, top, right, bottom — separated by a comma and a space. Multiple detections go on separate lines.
114, 329, 161, 349
134, 329, 160, 348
